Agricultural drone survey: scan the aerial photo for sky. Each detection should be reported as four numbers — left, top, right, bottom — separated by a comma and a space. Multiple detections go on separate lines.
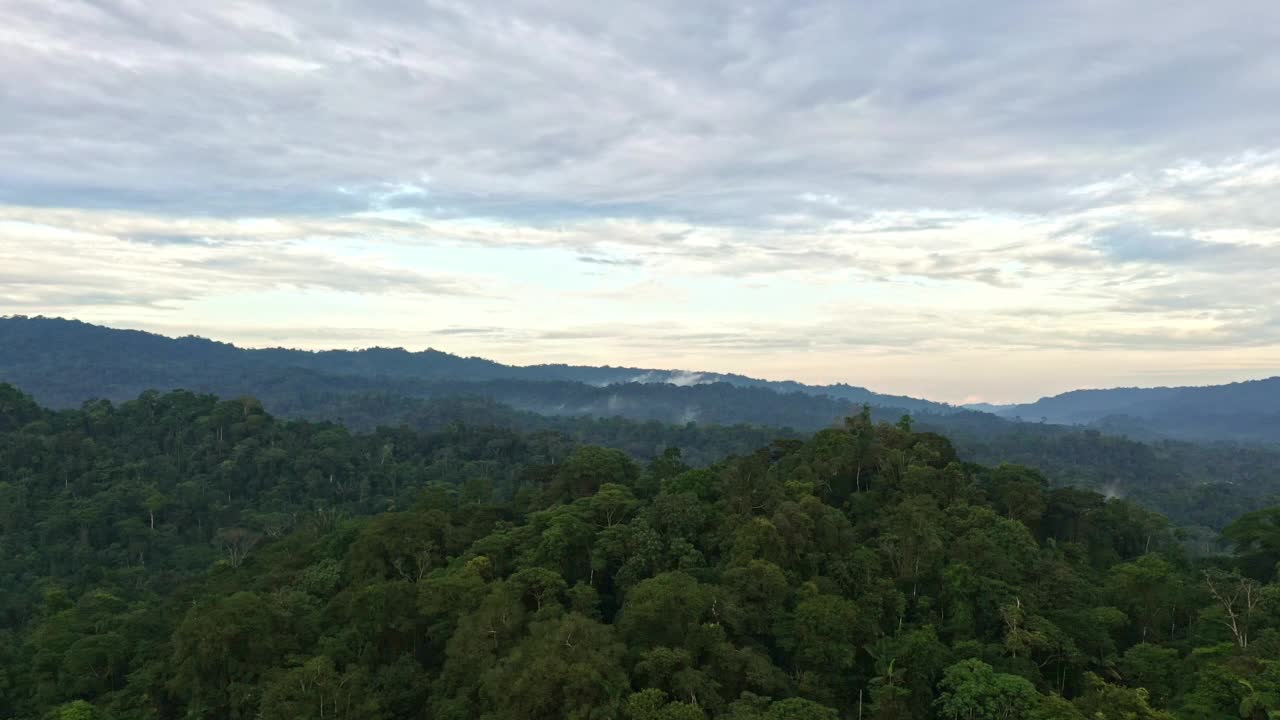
2, 1, 1279, 404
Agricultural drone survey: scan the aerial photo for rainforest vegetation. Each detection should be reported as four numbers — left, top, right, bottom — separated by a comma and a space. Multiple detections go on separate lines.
2, 384, 1279, 720
3, 318, 1280, 534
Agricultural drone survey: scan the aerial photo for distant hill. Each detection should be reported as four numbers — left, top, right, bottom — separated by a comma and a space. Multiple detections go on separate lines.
0, 316, 952, 414
4, 316, 1277, 444
4, 316, 1279, 446
985, 378, 1280, 442
3, 316, 1280, 528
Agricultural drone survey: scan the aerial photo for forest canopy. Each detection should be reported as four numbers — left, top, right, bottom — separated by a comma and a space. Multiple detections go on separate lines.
1, 385, 1279, 719
4, 318, 1280, 532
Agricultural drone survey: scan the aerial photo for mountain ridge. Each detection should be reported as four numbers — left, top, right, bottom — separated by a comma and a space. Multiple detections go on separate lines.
981, 377, 1280, 441
0, 315, 954, 413
4, 317, 1280, 529
2, 315, 1277, 443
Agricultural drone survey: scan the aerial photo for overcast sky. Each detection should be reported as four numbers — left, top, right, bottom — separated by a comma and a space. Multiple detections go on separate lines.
2, 0, 1279, 403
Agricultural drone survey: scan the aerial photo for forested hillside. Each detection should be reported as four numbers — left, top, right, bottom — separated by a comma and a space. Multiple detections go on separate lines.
5, 317, 1280, 532
987, 379, 1280, 442
0, 317, 950, 414
2, 385, 1279, 720
272, 392, 1280, 532
927, 414, 1280, 532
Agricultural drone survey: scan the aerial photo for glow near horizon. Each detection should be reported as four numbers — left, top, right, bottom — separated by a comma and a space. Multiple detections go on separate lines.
2, 1, 1279, 404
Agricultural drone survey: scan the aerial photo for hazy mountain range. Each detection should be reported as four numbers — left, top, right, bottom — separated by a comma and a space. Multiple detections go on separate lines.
2, 316, 1279, 530
1, 315, 1276, 444
0, 316, 951, 413
974, 379, 1280, 442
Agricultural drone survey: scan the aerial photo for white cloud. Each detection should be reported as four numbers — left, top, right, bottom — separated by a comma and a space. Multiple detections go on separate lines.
1, 0, 1279, 401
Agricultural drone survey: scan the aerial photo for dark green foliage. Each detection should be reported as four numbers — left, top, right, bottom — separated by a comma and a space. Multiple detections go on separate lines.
1224, 507, 1280, 582
6, 317, 1280, 533
0, 316, 950, 412
1, 384, 1279, 719
991, 380, 1280, 442
938, 418, 1280, 530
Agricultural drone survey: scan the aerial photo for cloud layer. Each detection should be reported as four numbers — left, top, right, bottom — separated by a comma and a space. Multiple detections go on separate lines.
2, 0, 1278, 402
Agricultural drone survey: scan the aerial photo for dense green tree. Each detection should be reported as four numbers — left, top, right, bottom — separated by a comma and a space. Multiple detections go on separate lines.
1224, 507, 1280, 582
258, 655, 383, 720
1, 384, 1278, 720
481, 613, 628, 720
1118, 643, 1181, 708
1107, 554, 1185, 643
935, 659, 1040, 720
1072, 673, 1174, 720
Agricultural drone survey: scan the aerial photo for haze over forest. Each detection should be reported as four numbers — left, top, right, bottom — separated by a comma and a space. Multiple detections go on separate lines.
3, 2, 1280, 720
